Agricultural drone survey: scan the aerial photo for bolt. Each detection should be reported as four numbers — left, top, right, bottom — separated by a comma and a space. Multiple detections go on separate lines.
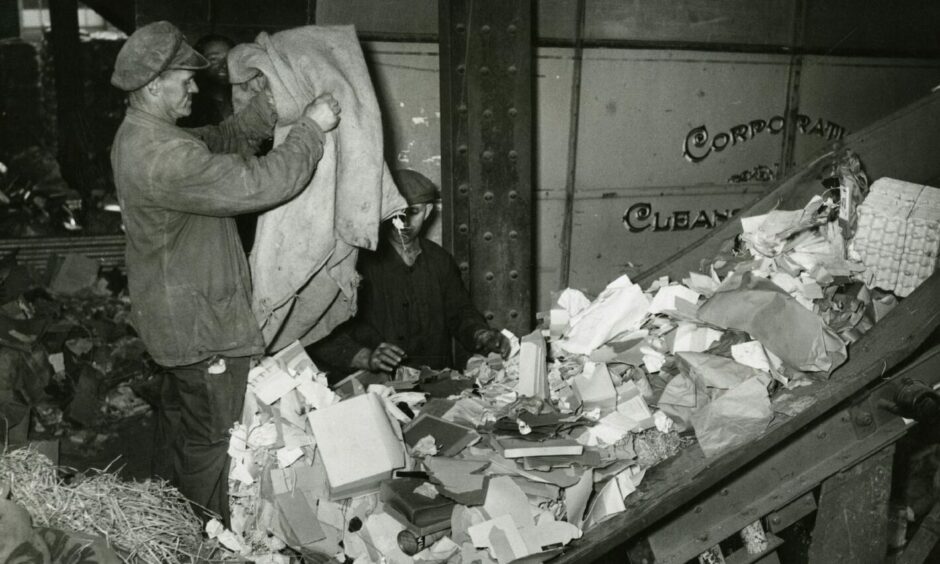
457, 144, 468, 155
509, 309, 519, 318
458, 104, 468, 115
459, 262, 469, 272
483, 231, 494, 241
457, 64, 466, 75
458, 183, 469, 195
694, 506, 703, 514
508, 190, 519, 200
458, 223, 469, 234
507, 64, 517, 75
855, 412, 873, 426
720, 489, 729, 496
456, 23, 466, 33
508, 107, 518, 118
485, 271, 495, 281
481, 24, 491, 33
482, 150, 494, 162
509, 230, 519, 239
507, 24, 517, 34
484, 311, 495, 320
508, 150, 518, 162
483, 191, 494, 202
482, 109, 493, 119
509, 270, 519, 279
480, 66, 490, 75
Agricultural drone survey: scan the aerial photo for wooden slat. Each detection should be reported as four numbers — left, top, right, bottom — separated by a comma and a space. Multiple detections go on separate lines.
0, 235, 126, 272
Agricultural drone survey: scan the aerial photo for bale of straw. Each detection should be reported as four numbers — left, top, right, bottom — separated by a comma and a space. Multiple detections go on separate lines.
0, 446, 240, 564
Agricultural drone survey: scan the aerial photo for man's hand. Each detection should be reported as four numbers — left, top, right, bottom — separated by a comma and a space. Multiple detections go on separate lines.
304, 93, 341, 132
474, 328, 511, 359
351, 342, 406, 373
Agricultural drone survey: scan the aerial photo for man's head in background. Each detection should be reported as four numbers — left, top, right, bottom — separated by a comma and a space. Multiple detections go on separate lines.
195, 34, 235, 85
386, 169, 438, 246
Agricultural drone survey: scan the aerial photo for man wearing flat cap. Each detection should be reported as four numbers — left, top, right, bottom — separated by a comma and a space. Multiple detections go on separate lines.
110, 20, 340, 525
310, 169, 510, 376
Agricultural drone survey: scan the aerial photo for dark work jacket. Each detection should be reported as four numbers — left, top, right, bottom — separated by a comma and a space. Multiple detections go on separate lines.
312, 238, 489, 370
111, 96, 326, 366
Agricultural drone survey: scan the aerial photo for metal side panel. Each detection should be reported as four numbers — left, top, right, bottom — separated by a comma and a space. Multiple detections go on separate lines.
795, 56, 940, 164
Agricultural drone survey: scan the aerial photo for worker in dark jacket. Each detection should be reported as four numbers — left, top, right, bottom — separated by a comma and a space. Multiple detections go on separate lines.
109, 21, 340, 525
310, 169, 510, 376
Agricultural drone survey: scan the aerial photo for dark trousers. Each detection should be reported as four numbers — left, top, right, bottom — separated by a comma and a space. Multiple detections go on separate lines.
156, 356, 249, 527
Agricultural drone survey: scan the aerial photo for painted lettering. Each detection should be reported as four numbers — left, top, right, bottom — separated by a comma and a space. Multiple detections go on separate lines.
682, 125, 711, 163
683, 113, 846, 162
623, 204, 739, 233
624, 202, 653, 232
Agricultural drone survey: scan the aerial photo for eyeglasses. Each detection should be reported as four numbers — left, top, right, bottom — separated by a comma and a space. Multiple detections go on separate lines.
400, 205, 426, 217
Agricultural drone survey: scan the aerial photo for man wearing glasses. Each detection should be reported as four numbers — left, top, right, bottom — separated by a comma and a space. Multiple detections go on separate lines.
311, 169, 510, 375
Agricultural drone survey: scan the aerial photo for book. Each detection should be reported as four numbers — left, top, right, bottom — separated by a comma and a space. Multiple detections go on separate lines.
516, 329, 549, 399
403, 413, 479, 457
380, 478, 454, 530
492, 436, 584, 459
307, 393, 405, 499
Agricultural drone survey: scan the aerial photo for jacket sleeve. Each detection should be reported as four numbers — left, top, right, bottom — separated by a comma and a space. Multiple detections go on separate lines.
185, 93, 277, 157
145, 118, 326, 216
440, 252, 490, 352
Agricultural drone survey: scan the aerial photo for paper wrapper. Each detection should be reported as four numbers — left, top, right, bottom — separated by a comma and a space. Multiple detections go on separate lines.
690, 377, 773, 458
697, 272, 847, 374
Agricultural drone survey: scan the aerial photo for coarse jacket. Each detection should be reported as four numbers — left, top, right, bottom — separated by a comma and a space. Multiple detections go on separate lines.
311, 238, 490, 371
111, 95, 326, 366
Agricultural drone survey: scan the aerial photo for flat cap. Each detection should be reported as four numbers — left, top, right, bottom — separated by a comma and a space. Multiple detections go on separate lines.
393, 169, 439, 205
111, 21, 209, 91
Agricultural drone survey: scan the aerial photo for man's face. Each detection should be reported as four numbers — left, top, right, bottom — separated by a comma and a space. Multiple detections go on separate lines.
155, 69, 198, 120
388, 203, 432, 245
201, 40, 231, 84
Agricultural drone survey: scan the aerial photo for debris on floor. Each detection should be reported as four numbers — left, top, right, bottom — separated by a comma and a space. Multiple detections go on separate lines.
0, 251, 158, 454
0, 446, 238, 564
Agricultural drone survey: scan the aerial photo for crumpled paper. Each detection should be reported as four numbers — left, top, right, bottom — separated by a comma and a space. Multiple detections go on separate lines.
697, 272, 847, 373
559, 276, 651, 356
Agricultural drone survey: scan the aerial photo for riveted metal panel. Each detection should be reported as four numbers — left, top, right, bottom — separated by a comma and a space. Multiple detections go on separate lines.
794, 56, 940, 165
439, 0, 534, 335
317, 0, 438, 39
564, 186, 768, 295
540, 0, 795, 48
573, 49, 793, 190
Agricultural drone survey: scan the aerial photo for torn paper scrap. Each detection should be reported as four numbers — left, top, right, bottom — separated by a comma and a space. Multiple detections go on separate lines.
559, 276, 651, 355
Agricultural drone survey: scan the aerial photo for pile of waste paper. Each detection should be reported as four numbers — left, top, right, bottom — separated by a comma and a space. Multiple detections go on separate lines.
0, 251, 157, 450
219, 160, 938, 563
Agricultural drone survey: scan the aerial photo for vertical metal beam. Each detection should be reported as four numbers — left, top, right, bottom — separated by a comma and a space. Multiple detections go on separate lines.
439, 0, 534, 335
48, 0, 87, 193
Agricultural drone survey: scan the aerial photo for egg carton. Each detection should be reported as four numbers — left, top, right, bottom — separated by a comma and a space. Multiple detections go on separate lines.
850, 178, 940, 297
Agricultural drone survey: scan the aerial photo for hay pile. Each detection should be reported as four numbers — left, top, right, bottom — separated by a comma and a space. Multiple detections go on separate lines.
0, 447, 238, 563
